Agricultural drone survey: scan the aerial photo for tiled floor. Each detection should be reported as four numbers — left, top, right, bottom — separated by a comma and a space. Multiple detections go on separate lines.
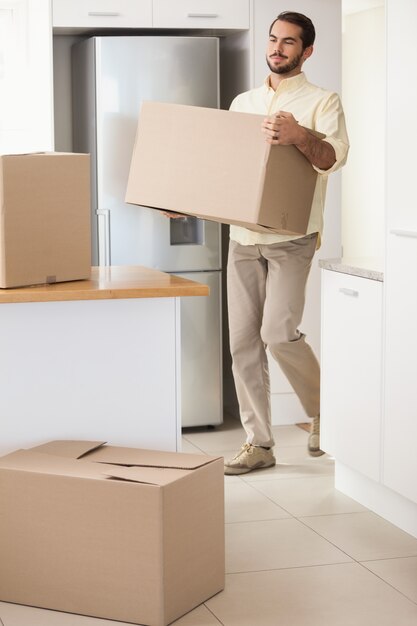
1, 415, 417, 625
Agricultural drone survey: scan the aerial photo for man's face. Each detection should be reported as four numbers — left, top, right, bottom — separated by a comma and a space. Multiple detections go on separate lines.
266, 20, 310, 77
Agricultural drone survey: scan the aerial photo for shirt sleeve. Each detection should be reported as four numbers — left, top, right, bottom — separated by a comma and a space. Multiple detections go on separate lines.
312, 91, 350, 175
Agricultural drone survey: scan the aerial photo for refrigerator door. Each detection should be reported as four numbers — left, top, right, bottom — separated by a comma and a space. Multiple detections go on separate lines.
178, 270, 223, 427
74, 35, 221, 271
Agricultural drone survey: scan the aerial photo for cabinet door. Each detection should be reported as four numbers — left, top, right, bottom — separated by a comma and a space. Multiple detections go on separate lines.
52, 0, 152, 29
0, 0, 53, 152
153, 0, 249, 29
383, 233, 417, 503
320, 270, 383, 482
384, 0, 417, 505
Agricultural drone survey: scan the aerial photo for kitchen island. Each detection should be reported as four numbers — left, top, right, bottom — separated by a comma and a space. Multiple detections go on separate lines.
0, 266, 208, 455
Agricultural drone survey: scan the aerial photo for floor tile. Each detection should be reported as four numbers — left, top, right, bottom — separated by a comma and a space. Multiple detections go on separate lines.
250, 475, 367, 516
225, 518, 351, 574
224, 481, 291, 523
271, 424, 309, 447
205, 562, 417, 626
172, 603, 224, 625
182, 417, 245, 453
180, 438, 208, 454
362, 556, 417, 604
302, 511, 417, 561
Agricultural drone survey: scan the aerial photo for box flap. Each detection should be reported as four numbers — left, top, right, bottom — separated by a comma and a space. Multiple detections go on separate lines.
29, 440, 107, 459
86, 445, 219, 469
103, 465, 190, 486
0, 449, 109, 480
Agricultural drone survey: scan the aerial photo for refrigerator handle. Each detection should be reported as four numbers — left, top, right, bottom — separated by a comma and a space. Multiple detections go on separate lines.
96, 209, 111, 266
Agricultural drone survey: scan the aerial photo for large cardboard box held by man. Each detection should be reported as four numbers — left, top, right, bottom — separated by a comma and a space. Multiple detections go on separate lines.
125, 102, 319, 235
0, 440, 225, 626
0, 152, 91, 288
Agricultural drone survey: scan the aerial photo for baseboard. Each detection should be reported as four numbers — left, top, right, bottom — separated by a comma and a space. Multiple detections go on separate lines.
271, 392, 307, 425
335, 461, 417, 539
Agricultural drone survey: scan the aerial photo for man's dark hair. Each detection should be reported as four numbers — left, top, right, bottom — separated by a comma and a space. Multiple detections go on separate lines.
270, 11, 316, 49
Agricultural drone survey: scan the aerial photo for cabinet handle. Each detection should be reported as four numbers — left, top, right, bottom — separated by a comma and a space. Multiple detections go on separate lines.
339, 287, 359, 297
390, 228, 417, 238
88, 11, 121, 17
187, 13, 219, 18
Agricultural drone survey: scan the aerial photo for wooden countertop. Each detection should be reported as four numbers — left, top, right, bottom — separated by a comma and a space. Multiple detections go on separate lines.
0, 266, 210, 304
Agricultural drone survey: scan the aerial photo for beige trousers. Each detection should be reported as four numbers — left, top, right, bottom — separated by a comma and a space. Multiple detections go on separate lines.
227, 234, 320, 448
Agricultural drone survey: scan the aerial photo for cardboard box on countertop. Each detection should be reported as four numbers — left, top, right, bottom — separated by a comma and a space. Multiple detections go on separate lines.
125, 101, 321, 236
0, 152, 91, 288
0, 440, 225, 626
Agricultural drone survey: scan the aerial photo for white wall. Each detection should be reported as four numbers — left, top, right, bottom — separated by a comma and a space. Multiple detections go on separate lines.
341, 2, 385, 259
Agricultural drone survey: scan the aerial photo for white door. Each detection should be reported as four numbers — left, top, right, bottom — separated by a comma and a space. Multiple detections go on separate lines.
383, 0, 417, 504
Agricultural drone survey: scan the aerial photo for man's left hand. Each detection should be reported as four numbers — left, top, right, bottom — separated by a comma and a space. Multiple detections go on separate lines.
262, 111, 305, 145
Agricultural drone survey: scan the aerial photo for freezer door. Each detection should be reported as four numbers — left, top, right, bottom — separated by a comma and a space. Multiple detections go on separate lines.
179, 271, 223, 428
93, 35, 221, 271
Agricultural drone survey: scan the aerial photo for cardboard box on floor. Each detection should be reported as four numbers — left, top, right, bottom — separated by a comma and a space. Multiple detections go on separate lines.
125, 101, 321, 235
0, 440, 225, 626
0, 152, 91, 288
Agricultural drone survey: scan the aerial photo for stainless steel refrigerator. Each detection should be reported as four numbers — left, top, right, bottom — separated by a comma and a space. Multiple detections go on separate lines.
72, 36, 222, 428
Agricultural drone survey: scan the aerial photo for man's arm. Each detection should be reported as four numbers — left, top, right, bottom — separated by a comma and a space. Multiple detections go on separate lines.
262, 111, 336, 171
293, 125, 336, 171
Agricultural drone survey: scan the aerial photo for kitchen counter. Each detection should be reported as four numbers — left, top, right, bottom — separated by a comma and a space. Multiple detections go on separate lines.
0, 266, 208, 456
0, 265, 209, 303
319, 257, 384, 282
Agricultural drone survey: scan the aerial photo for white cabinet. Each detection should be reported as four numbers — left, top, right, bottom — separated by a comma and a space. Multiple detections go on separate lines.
320, 269, 383, 481
52, 0, 249, 30
383, 233, 417, 503
0, 0, 54, 153
0, 295, 182, 456
52, 0, 152, 29
382, 0, 417, 506
153, 0, 249, 29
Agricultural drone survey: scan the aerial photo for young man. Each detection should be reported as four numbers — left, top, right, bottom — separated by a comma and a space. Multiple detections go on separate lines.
224, 11, 349, 475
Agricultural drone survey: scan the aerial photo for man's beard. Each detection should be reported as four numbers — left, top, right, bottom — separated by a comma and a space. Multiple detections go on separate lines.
267, 52, 303, 75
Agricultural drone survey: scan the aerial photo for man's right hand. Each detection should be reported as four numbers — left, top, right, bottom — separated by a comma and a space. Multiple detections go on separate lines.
158, 209, 188, 219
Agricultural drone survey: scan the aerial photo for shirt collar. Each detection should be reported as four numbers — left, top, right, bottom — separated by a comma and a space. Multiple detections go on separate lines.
264, 72, 307, 94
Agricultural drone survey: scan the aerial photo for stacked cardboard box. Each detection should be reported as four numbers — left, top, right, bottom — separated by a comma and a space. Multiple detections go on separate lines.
0, 152, 91, 287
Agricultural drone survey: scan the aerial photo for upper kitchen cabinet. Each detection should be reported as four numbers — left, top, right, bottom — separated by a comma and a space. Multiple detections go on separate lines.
0, 0, 53, 153
52, 0, 249, 31
52, 0, 152, 31
152, 0, 249, 30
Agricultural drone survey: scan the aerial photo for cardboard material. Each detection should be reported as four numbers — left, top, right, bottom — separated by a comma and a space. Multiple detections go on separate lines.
0, 152, 91, 288
0, 440, 225, 626
125, 101, 321, 235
